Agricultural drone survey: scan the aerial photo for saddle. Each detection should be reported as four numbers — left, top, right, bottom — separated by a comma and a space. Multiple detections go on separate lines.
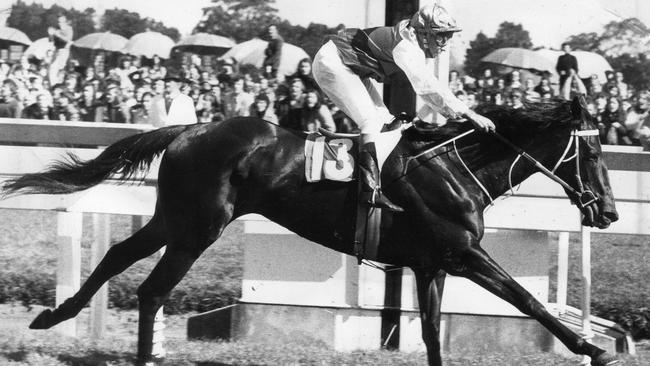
304, 116, 409, 264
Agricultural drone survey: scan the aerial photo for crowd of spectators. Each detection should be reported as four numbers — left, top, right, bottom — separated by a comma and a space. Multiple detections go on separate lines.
0, 49, 353, 133
447, 66, 650, 149
0, 33, 648, 149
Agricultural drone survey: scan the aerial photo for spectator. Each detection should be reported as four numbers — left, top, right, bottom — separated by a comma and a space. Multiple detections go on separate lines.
493, 91, 505, 106
523, 78, 541, 101
50, 91, 76, 121
22, 93, 52, 119
300, 89, 335, 132
0, 79, 23, 117
556, 42, 578, 91
587, 74, 603, 96
479, 68, 494, 89
77, 83, 101, 122
600, 96, 632, 145
222, 76, 254, 119
533, 77, 554, 99
276, 77, 305, 130
511, 91, 524, 109
465, 91, 479, 110
263, 25, 284, 79
614, 71, 630, 99
150, 73, 198, 127
290, 58, 317, 90
448, 70, 463, 93
96, 83, 128, 123
508, 70, 522, 91
112, 56, 136, 91
148, 55, 167, 80
47, 13, 73, 85
130, 91, 154, 124
250, 93, 278, 124
217, 58, 236, 86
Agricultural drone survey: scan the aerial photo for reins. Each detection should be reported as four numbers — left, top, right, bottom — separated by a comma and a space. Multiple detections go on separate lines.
400, 126, 600, 209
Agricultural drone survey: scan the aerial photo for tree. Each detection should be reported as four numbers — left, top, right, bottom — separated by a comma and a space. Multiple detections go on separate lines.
464, 31, 496, 76
564, 18, 650, 92
565, 32, 602, 53
100, 9, 180, 41
463, 22, 534, 77
194, 0, 341, 59
194, 0, 281, 42
7, 1, 96, 41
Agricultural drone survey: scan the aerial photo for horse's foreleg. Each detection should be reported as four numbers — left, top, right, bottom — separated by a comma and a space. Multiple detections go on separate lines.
414, 269, 446, 366
30, 216, 165, 330
454, 247, 619, 366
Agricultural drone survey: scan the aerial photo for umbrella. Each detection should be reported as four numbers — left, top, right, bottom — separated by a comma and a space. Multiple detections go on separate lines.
23, 37, 55, 60
480, 47, 556, 73
0, 26, 31, 46
122, 31, 175, 59
219, 38, 309, 76
535, 49, 612, 81
173, 33, 236, 56
73, 32, 128, 52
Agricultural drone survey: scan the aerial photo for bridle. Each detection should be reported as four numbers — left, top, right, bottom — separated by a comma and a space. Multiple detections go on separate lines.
401, 124, 601, 210
499, 128, 600, 209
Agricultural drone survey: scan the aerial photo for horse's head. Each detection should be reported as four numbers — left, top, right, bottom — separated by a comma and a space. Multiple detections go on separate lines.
554, 96, 618, 229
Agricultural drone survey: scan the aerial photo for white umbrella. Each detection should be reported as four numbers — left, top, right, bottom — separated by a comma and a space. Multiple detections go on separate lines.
23, 37, 55, 60
480, 47, 555, 73
73, 32, 128, 52
0, 26, 31, 46
174, 33, 236, 56
219, 38, 309, 76
535, 49, 613, 81
122, 31, 175, 59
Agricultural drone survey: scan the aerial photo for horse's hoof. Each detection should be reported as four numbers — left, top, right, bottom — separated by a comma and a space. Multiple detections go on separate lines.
591, 352, 620, 366
29, 309, 55, 329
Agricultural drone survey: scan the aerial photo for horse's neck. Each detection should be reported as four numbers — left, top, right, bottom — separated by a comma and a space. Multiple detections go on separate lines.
474, 128, 570, 204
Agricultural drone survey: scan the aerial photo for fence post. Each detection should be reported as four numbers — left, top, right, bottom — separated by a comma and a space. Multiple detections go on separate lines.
555, 232, 570, 313
55, 211, 83, 337
580, 225, 594, 366
89, 213, 110, 339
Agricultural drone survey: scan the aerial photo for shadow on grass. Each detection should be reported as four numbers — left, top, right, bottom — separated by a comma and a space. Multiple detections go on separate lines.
58, 351, 127, 365
3, 350, 28, 362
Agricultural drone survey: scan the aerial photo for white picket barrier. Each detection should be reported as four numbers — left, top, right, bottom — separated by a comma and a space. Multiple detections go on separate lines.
0, 119, 157, 340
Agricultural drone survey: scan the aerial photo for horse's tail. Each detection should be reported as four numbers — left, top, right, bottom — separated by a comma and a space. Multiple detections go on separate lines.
2, 125, 191, 196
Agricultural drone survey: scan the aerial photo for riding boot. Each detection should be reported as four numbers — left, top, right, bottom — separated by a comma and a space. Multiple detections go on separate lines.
358, 137, 404, 212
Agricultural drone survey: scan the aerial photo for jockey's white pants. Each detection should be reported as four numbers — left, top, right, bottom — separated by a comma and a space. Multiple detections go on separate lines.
312, 40, 394, 136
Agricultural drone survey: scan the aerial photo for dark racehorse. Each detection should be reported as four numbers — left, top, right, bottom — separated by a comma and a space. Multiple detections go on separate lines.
3, 96, 619, 366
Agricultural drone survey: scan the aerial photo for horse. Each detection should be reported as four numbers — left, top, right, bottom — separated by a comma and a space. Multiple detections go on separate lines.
2, 96, 620, 366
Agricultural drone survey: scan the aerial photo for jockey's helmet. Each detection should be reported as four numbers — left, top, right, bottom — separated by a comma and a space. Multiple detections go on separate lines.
410, 4, 461, 57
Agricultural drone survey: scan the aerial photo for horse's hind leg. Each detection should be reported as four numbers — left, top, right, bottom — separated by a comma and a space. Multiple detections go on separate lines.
30, 215, 166, 330
453, 247, 619, 366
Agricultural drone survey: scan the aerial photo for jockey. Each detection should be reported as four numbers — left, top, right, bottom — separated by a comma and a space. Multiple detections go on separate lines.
312, 3, 496, 212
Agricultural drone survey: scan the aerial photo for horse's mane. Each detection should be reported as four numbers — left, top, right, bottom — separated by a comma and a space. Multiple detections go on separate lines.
404, 99, 577, 169
407, 99, 575, 145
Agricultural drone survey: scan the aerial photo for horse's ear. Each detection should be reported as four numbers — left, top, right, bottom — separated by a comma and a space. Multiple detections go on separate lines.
570, 95, 588, 120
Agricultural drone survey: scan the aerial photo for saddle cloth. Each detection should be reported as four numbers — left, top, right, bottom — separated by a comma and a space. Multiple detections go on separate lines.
304, 133, 357, 182
304, 127, 404, 183
303, 126, 405, 263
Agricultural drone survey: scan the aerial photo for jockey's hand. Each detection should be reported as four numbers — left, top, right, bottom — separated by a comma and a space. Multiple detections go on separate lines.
464, 111, 496, 132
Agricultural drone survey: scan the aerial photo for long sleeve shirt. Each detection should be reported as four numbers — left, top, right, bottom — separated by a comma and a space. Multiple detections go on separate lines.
328, 20, 469, 120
